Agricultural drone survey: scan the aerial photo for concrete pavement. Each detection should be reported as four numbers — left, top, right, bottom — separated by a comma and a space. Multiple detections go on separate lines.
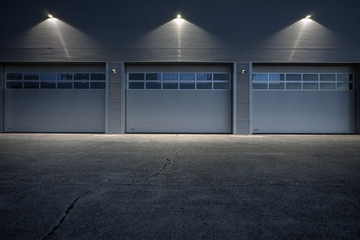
0, 134, 359, 239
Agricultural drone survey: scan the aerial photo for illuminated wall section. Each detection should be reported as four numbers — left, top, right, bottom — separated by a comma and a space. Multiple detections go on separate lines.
356, 64, 360, 134
1, 14, 100, 61
0, 0, 359, 62
0, 64, 3, 132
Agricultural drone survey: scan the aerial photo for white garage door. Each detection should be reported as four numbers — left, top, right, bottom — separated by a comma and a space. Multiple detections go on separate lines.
251, 65, 355, 133
126, 64, 232, 133
4, 64, 106, 132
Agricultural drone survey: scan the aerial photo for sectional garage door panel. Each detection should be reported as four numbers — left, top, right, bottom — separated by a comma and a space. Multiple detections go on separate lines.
5, 90, 105, 132
252, 91, 355, 133
127, 90, 231, 133
126, 64, 232, 133
251, 66, 355, 134
4, 64, 106, 132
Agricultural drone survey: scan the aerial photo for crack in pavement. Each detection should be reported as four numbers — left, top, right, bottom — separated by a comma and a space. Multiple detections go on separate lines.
132, 157, 172, 184
146, 157, 172, 179
42, 157, 172, 239
42, 184, 102, 240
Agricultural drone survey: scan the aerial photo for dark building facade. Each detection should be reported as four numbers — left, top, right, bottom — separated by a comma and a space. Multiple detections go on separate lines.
0, 0, 359, 134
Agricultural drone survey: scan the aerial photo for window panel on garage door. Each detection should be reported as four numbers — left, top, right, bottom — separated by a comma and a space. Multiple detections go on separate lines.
128, 72, 231, 90
6, 72, 106, 90
252, 72, 353, 91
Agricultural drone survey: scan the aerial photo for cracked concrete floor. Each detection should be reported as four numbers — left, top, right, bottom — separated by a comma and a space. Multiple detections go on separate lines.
0, 134, 359, 239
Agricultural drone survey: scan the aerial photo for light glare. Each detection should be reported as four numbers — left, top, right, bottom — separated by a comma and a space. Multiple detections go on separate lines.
48, 14, 54, 18
177, 14, 181, 19
305, 15, 311, 19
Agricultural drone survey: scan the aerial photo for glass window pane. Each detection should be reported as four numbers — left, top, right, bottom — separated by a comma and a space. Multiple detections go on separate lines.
196, 73, 212, 81
7, 82, 22, 88
303, 83, 318, 90
7, 73, 22, 80
163, 82, 178, 89
252, 74, 267, 81
269, 74, 284, 81
214, 73, 230, 81
180, 73, 195, 81
90, 82, 105, 89
74, 73, 89, 80
40, 73, 56, 81
146, 73, 161, 80
129, 73, 144, 81
91, 73, 106, 80
214, 82, 230, 89
24, 73, 39, 80
269, 83, 285, 89
24, 82, 39, 89
163, 73, 178, 81
337, 82, 350, 90
57, 82, 72, 89
320, 83, 335, 89
320, 74, 335, 81
180, 83, 195, 89
252, 83, 267, 89
74, 82, 89, 89
129, 82, 144, 89
286, 83, 301, 89
337, 74, 352, 81
197, 82, 212, 89
146, 82, 161, 89
58, 73, 73, 80
40, 82, 56, 89
303, 74, 318, 81
286, 74, 301, 81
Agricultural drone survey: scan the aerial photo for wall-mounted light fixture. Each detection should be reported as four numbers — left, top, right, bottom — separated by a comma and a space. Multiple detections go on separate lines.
300, 14, 313, 23
112, 69, 116, 74
175, 13, 184, 23
47, 13, 57, 22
